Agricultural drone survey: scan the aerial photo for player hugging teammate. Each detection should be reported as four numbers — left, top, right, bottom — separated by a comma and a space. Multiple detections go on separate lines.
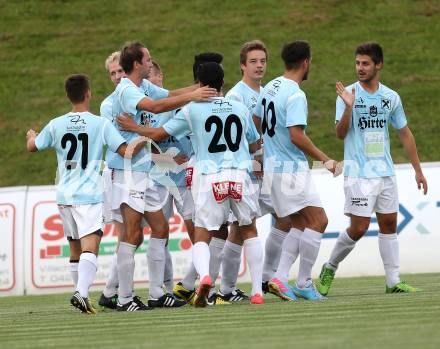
26, 40, 427, 314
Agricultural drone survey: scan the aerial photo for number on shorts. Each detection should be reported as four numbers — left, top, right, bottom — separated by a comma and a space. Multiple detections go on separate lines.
205, 114, 243, 153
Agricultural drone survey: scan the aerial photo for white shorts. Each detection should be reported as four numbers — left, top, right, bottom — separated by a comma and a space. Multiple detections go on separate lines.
111, 170, 169, 223
162, 186, 194, 221
344, 176, 398, 217
263, 171, 322, 218
58, 203, 103, 240
192, 169, 259, 230
102, 167, 115, 224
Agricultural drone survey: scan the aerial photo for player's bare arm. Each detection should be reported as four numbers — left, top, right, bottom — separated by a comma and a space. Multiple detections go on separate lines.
253, 114, 262, 134
168, 83, 199, 97
335, 81, 355, 139
26, 129, 38, 152
136, 86, 217, 114
398, 125, 428, 194
117, 114, 169, 142
289, 126, 340, 175
115, 138, 148, 159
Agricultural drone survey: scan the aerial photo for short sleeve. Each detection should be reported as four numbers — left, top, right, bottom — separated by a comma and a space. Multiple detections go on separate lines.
285, 92, 308, 127
335, 95, 345, 123
35, 121, 54, 150
162, 107, 191, 140
246, 119, 260, 144
226, 91, 244, 104
390, 95, 407, 130
119, 85, 146, 115
254, 93, 263, 119
102, 119, 126, 153
100, 98, 113, 121
148, 82, 169, 100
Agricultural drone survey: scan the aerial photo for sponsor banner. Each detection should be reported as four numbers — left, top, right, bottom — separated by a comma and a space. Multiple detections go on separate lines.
24, 187, 250, 294
0, 187, 26, 296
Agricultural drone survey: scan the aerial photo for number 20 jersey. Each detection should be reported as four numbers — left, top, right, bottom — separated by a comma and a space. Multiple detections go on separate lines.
35, 111, 125, 205
163, 97, 259, 174
254, 76, 308, 173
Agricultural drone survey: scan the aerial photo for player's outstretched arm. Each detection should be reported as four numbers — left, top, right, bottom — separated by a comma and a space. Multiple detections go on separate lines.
168, 84, 198, 97
117, 114, 170, 142
26, 129, 38, 152
398, 126, 428, 194
115, 137, 148, 159
136, 86, 217, 114
289, 126, 341, 176
335, 82, 355, 140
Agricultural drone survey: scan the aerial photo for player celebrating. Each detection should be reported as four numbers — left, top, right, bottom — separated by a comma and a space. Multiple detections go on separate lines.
26, 74, 145, 314
117, 62, 265, 306
220, 40, 295, 302
108, 41, 216, 311
317, 42, 428, 296
255, 41, 339, 301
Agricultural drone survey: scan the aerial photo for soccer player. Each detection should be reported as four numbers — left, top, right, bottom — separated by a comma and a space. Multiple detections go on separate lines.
117, 62, 265, 306
108, 41, 216, 311
98, 51, 127, 309
26, 74, 145, 314
172, 52, 232, 306
255, 41, 339, 301
317, 42, 428, 295
220, 40, 295, 302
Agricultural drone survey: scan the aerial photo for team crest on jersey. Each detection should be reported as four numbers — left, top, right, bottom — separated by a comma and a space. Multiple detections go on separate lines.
369, 106, 378, 117
381, 99, 391, 110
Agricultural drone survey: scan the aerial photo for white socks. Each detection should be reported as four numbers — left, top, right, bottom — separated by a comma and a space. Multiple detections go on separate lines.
243, 237, 263, 296
219, 240, 242, 294
103, 253, 119, 297
209, 237, 226, 282
327, 230, 357, 271
378, 233, 400, 287
147, 238, 167, 299
297, 228, 322, 288
117, 242, 136, 305
76, 252, 97, 299
163, 246, 174, 294
262, 227, 288, 282
192, 242, 210, 279
181, 263, 198, 291
274, 228, 303, 283
69, 260, 79, 288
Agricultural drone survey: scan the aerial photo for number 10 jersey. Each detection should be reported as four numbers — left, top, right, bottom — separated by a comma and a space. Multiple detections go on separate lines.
254, 76, 309, 173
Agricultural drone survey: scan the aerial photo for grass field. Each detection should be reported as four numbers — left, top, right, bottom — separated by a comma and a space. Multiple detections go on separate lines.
1, 0, 440, 186
1, 273, 439, 349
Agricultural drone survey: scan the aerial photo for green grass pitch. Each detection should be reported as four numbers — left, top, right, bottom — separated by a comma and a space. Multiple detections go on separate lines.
1, 273, 439, 349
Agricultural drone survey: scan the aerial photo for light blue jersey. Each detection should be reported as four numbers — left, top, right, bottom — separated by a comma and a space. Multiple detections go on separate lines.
163, 97, 259, 174
100, 91, 116, 122
149, 109, 193, 187
105, 77, 168, 172
226, 80, 261, 115
35, 111, 125, 205
254, 76, 308, 173
336, 82, 407, 178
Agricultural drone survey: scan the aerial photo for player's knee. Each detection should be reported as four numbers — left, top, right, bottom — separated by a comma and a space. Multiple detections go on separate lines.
307, 211, 328, 232
348, 226, 368, 240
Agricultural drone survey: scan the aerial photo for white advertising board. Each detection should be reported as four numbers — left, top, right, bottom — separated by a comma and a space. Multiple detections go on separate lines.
0, 162, 439, 296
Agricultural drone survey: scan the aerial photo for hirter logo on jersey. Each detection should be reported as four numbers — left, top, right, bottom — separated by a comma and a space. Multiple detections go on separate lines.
212, 181, 243, 203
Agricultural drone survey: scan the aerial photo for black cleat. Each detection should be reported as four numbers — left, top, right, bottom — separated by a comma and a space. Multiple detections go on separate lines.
148, 293, 186, 308
262, 281, 269, 294
70, 291, 97, 314
218, 288, 249, 302
117, 296, 151, 311
98, 293, 118, 309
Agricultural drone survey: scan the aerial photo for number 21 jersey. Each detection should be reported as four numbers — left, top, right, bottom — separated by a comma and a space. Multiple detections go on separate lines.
35, 111, 125, 205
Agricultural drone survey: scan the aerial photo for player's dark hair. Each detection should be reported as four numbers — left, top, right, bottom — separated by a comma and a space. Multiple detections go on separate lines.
193, 52, 223, 82
355, 42, 383, 64
64, 74, 90, 104
120, 41, 145, 74
197, 62, 224, 92
281, 40, 311, 70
